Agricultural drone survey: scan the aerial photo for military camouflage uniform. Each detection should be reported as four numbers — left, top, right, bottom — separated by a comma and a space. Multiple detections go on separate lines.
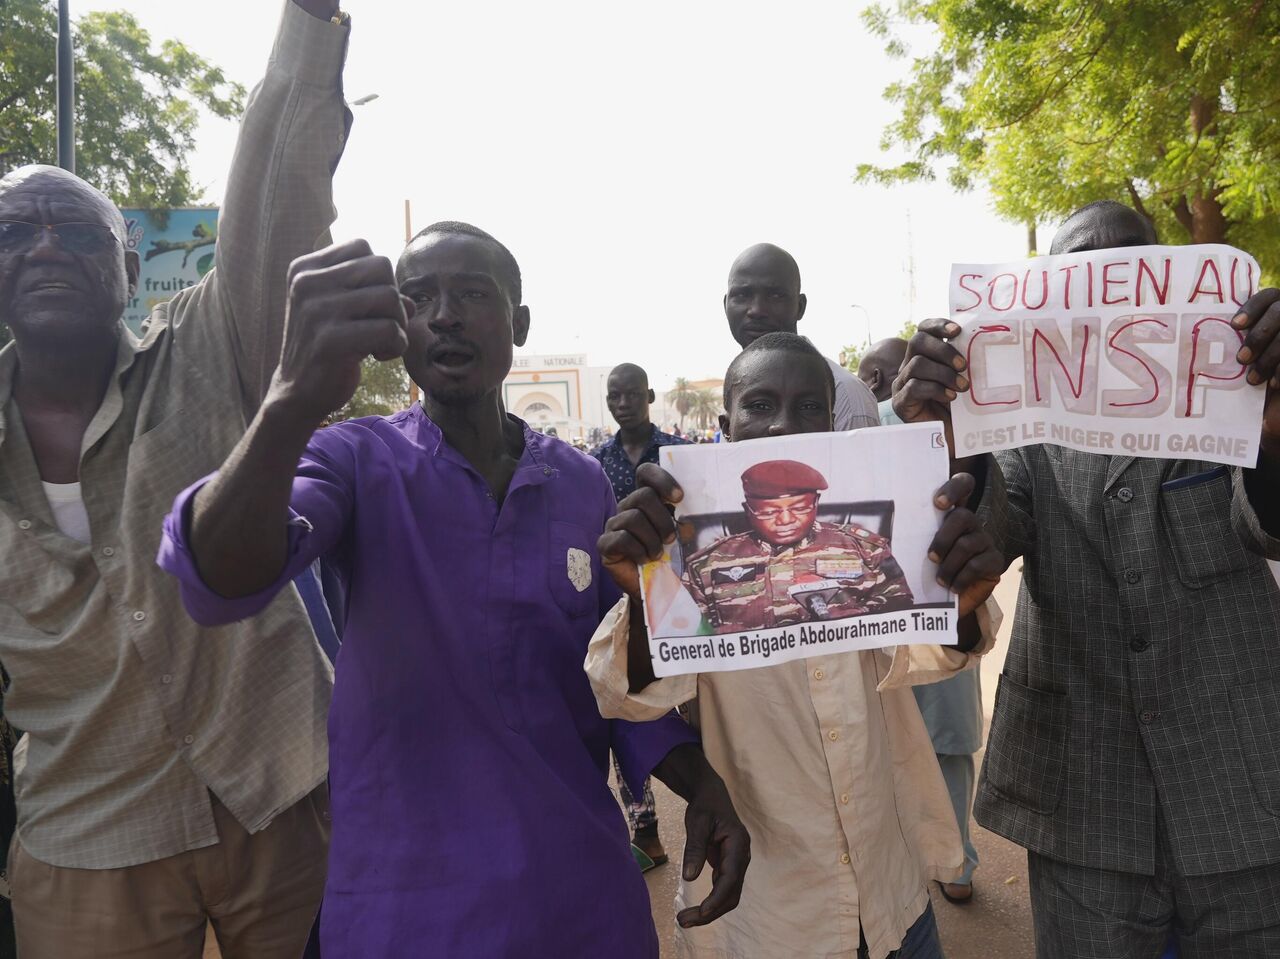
682, 521, 914, 631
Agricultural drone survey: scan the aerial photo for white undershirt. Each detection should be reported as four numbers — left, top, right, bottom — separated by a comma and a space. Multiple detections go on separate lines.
42, 481, 91, 544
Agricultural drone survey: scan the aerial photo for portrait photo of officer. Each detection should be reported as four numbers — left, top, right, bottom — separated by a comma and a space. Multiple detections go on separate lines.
680, 459, 915, 634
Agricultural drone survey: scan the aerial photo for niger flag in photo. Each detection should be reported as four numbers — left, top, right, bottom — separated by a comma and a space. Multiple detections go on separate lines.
643, 560, 712, 637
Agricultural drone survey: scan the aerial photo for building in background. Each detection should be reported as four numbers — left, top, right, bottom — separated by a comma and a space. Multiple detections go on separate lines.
504, 353, 615, 445
503, 353, 725, 445
651, 378, 725, 437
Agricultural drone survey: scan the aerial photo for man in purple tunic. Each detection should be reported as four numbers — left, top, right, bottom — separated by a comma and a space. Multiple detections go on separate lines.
157, 223, 749, 956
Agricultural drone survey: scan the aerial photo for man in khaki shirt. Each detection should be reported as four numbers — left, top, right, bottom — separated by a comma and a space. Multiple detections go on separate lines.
588, 332, 1004, 959
0, 2, 350, 955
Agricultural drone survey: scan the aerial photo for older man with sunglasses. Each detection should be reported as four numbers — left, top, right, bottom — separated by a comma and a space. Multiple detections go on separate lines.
0, 2, 351, 956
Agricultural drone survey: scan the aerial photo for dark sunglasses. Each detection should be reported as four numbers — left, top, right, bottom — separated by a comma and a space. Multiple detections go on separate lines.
0, 220, 121, 256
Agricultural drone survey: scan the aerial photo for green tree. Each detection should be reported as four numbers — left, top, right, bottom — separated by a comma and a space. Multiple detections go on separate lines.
668, 377, 698, 428
1, 0, 245, 207
691, 388, 721, 430
333, 357, 412, 421
842, 319, 918, 373
858, 1, 1280, 276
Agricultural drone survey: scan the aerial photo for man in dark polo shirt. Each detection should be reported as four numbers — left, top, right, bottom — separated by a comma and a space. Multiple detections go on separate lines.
592, 362, 689, 868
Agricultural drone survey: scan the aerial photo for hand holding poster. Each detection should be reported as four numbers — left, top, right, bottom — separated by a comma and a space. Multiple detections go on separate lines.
949, 244, 1266, 467
640, 422, 957, 678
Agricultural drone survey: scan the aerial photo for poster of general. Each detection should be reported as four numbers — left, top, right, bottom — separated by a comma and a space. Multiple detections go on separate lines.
639, 422, 958, 678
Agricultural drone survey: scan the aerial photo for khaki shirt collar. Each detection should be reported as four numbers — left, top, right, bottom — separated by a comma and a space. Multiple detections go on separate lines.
0, 321, 155, 450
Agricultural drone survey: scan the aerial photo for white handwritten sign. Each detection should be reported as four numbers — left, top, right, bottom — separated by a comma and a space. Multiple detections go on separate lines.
949, 245, 1266, 467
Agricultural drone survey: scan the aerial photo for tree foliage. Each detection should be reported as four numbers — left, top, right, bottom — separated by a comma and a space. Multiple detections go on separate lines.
334, 357, 412, 422
690, 388, 722, 429
858, 1, 1280, 276
0, 0, 245, 207
668, 377, 698, 427
842, 319, 917, 373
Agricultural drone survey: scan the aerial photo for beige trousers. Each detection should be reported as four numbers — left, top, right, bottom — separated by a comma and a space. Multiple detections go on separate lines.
11, 786, 329, 959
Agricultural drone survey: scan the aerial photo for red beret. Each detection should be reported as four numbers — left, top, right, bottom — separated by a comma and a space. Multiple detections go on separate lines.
741, 460, 828, 498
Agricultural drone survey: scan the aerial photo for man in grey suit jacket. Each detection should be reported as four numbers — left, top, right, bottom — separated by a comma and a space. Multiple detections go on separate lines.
893, 200, 1280, 958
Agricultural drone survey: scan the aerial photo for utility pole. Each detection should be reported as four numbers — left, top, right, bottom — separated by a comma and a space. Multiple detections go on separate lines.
56, 0, 75, 172
905, 209, 917, 323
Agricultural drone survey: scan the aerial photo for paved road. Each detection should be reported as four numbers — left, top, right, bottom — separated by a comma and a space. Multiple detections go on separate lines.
642, 572, 1035, 958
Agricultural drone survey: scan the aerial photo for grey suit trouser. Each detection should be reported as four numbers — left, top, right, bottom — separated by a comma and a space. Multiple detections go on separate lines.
1029, 847, 1280, 958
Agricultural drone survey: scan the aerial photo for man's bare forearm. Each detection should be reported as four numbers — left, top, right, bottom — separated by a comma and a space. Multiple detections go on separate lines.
651, 742, 718, 803
190, 397, 321, 598
1245, 445, 1280, 538
954, 612, 983, 652
627, 599, 657, 693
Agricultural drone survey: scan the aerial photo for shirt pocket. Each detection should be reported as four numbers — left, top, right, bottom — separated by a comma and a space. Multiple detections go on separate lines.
0, 513, 95, 635
1229, 679, 1280, 818
546, 521, 598, 620
127, 407, 221, 491
982, 673, 1069, 815
1159, 467, 1251, 589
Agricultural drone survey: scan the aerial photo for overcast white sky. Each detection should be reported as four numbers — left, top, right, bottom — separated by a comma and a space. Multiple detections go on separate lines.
79, 0, 1033, 389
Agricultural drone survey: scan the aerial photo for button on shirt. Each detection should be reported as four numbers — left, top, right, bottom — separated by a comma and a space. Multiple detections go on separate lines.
590, 423, 689, 501
0, 2, 346, 870
160, 409, 697, 957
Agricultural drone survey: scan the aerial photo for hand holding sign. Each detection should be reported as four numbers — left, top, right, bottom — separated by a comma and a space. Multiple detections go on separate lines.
1232, 288, 1280, 457
893, 318, 971, 456
929, 473, 1003, 617
601, 463, 683, 600
895, 319, 971, 412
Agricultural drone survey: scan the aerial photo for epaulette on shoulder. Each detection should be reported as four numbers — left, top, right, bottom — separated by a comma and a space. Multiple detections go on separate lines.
686, 530, 755, 565
832, 523, 890, 548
